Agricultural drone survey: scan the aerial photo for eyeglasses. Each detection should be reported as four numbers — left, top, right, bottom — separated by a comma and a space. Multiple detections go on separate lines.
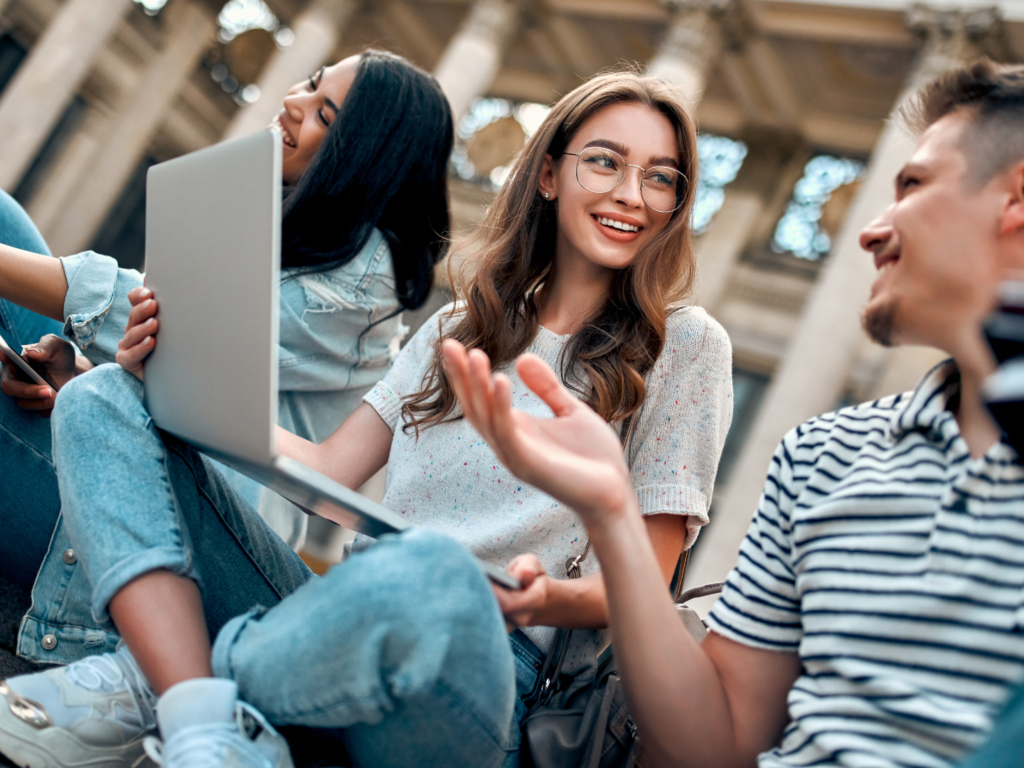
563, 147, 687, 213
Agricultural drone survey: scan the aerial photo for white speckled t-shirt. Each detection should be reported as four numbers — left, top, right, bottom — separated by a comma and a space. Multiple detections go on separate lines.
358, 302, 733, 676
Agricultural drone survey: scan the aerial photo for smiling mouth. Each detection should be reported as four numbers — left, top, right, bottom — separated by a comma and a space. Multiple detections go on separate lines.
593, 215, 642, 233
271, 116, 298, 148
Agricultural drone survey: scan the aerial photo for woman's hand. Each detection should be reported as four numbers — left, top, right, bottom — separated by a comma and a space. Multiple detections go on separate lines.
493, 555, 551, 630
0, 334, 82, 416
441, 340, 635, 529
116, 287, 159, 381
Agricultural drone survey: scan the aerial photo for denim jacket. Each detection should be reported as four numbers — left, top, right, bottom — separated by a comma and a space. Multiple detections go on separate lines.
20, 230, 404, 664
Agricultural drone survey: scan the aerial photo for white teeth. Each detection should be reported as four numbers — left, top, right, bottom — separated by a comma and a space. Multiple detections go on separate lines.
598, 217, 639, 232
271, 116, 297, 148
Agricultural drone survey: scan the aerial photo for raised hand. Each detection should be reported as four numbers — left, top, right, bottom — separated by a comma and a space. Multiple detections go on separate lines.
440, 339, 635, 528
0, 334, 79, 416
116, 287, 159, 380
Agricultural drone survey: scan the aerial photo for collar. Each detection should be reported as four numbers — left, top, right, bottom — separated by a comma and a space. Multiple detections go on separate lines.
888, 358, 961, 443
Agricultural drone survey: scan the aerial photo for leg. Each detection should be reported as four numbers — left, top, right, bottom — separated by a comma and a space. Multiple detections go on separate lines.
51, 364, 312, 685
214, 528, 526, 768
0, 390, 60, 587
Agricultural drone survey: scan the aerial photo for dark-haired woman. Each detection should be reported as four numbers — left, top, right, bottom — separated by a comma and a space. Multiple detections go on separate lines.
0, 71, 732, 768
0, 49, 453, 585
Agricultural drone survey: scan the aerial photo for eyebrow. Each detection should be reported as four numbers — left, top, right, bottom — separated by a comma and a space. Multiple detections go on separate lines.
324, 97, 340, 115
581, 139, 679, 169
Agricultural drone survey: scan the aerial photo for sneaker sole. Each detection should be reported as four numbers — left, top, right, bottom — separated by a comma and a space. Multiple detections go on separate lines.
0, 695, 154, 768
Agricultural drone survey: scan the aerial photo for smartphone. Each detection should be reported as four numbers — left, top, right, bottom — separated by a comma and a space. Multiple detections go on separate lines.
0, 335, 56, 389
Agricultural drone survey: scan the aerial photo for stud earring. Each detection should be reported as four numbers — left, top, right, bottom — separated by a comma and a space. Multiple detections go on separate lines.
542, 192, 550, 199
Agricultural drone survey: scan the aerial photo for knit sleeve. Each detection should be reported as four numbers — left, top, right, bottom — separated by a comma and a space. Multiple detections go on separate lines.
628, 308, 733, 548
363, 303, 461, 432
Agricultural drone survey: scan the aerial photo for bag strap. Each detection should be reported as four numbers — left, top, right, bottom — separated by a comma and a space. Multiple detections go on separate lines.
525, 415, 639, 710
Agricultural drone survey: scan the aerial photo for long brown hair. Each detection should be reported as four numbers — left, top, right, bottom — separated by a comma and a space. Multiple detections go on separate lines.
403, 70, 699, 433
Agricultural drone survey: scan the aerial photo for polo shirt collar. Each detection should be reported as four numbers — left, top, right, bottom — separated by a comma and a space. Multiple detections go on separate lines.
888, 358, 960, 443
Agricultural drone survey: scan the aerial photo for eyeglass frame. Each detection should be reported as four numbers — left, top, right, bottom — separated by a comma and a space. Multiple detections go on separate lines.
561, 148, 688, 213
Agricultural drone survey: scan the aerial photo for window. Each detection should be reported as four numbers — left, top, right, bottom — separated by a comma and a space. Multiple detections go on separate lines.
693, 134, 747, 233
771, 155, 864, 261
451, 97, 551, 189
715, 367, 769, 486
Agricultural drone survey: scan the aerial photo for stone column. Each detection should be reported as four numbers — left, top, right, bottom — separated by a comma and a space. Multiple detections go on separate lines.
46, 0, 217, 256
433, 0, 521, 125
0, 0, 134, 191
647, 0, 731, 106
223, 0, 357, 142
687, 8, 1001, 590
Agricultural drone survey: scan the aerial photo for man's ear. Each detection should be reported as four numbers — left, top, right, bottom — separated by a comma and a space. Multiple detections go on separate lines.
999, 158, 1024, 237
538, 154, 557, 201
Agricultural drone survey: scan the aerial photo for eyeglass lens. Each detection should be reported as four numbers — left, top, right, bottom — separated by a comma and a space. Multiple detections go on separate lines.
574, 147, 683, 213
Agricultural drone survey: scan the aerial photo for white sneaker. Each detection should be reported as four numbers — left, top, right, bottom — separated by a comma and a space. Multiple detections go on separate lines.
144, 679, 292, 768
0, 645, 157, 768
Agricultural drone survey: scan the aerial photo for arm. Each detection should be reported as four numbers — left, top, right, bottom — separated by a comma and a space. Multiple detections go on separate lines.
495, 512, 686, 630
0, 244, 68, 321
277, 402, 392, 495
442, 341, 800, 767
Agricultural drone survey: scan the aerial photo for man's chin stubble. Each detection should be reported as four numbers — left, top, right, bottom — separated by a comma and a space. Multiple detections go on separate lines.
862, 299, 897, 347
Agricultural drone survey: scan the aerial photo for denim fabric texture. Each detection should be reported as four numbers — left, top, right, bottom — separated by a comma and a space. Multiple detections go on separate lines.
55, 228, 405, 547
29, 363, 533, 766
0, 190, 64, 588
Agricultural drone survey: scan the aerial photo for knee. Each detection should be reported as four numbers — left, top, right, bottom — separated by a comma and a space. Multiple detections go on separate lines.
377, 529, 500, 628
52, 364, 144, 445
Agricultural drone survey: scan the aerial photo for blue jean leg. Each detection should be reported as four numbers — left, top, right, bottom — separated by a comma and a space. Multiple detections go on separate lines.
213, 527, 530, 768
0, 391, 60, 588
0, 190, 63, 587
50, 364, 312, 638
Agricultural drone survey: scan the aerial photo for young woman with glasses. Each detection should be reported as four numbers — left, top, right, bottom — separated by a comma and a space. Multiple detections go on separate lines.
0, 70, 732, 768
0, 49, 452, 586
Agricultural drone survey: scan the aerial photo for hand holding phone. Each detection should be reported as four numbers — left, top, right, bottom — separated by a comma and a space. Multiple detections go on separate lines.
0, 335, 53, 388
0, 334, 80, 416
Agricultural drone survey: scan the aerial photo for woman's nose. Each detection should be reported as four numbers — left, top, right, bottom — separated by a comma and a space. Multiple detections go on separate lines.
613, 167, 645, 208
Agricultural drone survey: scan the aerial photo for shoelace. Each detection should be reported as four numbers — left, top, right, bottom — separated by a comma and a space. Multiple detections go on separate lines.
143, 724, 273, 768
65, 650, 158, 728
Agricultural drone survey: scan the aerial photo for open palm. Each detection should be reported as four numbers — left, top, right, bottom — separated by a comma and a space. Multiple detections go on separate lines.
441, 340, 633, 525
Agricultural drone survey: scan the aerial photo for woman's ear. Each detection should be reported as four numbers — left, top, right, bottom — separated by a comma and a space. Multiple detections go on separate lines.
538, 154, 557, 201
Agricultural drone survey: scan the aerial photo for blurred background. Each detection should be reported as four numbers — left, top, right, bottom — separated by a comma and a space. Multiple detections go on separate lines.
0, 0, 1021, 592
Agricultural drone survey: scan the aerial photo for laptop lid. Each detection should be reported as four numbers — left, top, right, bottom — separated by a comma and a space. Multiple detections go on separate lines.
143, 130, 282, 465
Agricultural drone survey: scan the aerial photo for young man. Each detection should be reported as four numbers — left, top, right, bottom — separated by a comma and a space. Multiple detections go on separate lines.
443, 59, 1024, 768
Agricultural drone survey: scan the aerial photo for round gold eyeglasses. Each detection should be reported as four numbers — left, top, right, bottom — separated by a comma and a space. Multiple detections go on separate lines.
562, 147, 686, 213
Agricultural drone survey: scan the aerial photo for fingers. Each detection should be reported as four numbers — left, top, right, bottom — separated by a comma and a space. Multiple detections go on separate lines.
0, 360, 55, 408
442, 340, 495, 440
516, 354, 579, 418
118, 294, 159, 377
127, 286, 153, 307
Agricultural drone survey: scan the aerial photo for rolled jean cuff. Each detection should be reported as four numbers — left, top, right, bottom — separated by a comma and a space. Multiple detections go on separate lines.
90, 545, 201, 626
211, 605, 266, 681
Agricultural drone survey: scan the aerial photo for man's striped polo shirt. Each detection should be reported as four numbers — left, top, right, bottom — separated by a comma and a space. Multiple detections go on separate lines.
707, 361, 1024, 767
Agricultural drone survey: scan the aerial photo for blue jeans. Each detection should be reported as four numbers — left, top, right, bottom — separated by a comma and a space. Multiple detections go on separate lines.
45, 364, 532, 766
0, 189, 65, 588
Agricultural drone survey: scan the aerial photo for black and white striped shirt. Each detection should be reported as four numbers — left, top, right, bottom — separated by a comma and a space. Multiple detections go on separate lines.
707, 361, 1024, 767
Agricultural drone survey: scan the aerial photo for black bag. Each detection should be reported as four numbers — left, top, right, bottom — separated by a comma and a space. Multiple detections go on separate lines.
521, 645, 640, 768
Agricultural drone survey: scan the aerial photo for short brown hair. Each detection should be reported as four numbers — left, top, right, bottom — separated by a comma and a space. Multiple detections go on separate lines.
902, 58, 1024, 182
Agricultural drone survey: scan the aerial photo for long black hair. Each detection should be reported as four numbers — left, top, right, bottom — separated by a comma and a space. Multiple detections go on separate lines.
280, 49, 453, 311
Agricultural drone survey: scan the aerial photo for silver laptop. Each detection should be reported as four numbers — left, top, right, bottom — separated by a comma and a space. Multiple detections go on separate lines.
142, 130, 518, 589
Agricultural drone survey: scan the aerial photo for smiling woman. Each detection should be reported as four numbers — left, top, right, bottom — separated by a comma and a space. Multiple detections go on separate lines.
0, 48, 453, 572
0, 69, 732, 768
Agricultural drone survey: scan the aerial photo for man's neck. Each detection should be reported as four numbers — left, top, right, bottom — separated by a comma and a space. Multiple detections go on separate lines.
951, 337, 1002, 459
